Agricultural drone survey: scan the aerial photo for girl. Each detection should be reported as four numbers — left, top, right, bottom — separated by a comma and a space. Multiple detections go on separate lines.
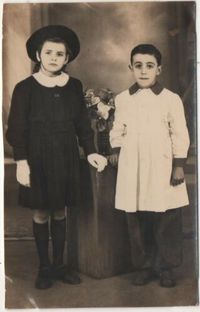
6, 25, 107, 289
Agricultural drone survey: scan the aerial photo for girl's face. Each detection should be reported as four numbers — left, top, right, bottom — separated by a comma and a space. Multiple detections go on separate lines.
36, 40, 69, 76
131, 53, 161, 88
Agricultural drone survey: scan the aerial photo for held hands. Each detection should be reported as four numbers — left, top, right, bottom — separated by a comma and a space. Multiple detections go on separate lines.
171, 166, 185, 186
87, 153, 108, 172
16, 160, 30, 187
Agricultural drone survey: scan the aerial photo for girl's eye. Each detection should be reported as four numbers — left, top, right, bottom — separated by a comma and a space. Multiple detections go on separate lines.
57, 53, 65, 57
45, 51, 51, 55
134, 64, 142, 69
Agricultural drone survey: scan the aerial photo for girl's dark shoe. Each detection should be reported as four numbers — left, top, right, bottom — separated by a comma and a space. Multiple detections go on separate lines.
51, 264, 81, 284
132, 269, 155, 286
35, 266, 54, 289
159, 269, 176, 288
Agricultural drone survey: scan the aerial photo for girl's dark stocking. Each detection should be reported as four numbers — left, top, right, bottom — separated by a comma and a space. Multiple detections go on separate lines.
50, 217, 66, 266
50, 217, 81, 284
33, 220, 50, 268
33, 220, 53, 289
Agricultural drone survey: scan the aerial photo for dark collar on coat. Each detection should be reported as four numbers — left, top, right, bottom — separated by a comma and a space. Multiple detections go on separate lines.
129, 81, 164, 95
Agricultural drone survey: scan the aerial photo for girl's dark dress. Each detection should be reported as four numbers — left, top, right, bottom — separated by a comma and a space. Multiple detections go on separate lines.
6, 75, 95, 211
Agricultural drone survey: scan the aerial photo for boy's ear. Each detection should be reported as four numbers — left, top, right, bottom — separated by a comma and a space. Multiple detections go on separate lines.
36, 51, 41, 62
157, 65, 162, 76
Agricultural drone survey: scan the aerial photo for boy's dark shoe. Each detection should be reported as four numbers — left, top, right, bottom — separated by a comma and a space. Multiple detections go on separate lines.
159, 269, 176, 288
132, 269, 155, 286
35, 266, 53, 289
51, 264, 81, 284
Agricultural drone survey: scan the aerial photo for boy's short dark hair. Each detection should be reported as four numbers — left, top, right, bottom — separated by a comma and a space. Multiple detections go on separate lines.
130, 44, 162, 66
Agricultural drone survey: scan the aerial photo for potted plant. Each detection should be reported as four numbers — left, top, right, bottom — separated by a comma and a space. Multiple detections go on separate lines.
84, 88, 115, 156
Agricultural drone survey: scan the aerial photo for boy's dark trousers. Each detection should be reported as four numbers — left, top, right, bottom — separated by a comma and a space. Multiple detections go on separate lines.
126, 208, 183, 273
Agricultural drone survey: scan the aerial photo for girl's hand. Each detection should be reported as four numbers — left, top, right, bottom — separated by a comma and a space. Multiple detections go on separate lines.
16, 160, 30, 187
87, 153, 108, 172
171, 166, 185, 186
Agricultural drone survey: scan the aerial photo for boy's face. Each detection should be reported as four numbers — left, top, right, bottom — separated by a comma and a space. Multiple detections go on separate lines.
131, 53, 161, 88
36, 41, 69, 76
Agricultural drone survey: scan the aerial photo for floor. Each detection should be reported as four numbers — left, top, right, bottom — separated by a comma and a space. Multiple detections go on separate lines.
5, 238, 198, 308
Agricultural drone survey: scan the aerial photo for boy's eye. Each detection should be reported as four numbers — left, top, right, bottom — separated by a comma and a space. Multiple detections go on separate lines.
134, 63, 155, 70
147, 64, 154, 69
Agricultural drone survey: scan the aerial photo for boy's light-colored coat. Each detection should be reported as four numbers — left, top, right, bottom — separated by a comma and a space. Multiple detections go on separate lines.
110, 86, 190, 212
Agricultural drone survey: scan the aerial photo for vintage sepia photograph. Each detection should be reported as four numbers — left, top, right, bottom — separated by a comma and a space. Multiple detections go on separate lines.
3, 1, 198, 309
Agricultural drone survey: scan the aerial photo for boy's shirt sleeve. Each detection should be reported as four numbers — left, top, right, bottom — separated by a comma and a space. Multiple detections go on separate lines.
168, 94, 190, 166
109, 95, 126, 150
6, 81, 30, 161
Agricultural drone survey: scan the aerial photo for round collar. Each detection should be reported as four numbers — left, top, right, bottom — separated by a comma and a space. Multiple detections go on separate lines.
32, 71, 70, 87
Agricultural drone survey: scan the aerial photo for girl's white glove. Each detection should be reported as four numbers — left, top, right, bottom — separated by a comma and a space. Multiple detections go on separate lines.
87, 153, 108, 172
16, 160, 30, 187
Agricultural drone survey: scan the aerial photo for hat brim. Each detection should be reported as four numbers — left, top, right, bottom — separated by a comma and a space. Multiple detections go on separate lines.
26, 25, 80, 63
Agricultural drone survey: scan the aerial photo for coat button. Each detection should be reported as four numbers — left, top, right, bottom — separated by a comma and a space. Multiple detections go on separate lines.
54, 93, 60, 98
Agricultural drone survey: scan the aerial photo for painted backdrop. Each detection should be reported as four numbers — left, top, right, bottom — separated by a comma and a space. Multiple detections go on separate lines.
3, 2, 196, 156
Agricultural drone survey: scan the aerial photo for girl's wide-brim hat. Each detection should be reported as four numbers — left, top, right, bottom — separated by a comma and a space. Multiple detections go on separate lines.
26, 25, 80, 63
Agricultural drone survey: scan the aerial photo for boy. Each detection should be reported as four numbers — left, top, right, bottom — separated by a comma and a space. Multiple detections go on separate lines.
110, 44, 190, 287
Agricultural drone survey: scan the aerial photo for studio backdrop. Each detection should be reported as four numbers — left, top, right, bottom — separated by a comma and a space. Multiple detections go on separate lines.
3, 2, 196, 158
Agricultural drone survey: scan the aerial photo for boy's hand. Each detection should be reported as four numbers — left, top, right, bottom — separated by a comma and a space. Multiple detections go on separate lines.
16, 160, 30, 187
87, 153, 108, 172
108, 153, 119, 167
171, 166, 185, 186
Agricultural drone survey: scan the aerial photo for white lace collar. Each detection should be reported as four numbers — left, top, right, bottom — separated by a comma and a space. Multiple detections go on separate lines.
33, 71, 70, 87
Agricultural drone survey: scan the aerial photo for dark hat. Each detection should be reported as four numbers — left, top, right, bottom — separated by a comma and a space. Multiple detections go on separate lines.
26, 25, 80, 63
